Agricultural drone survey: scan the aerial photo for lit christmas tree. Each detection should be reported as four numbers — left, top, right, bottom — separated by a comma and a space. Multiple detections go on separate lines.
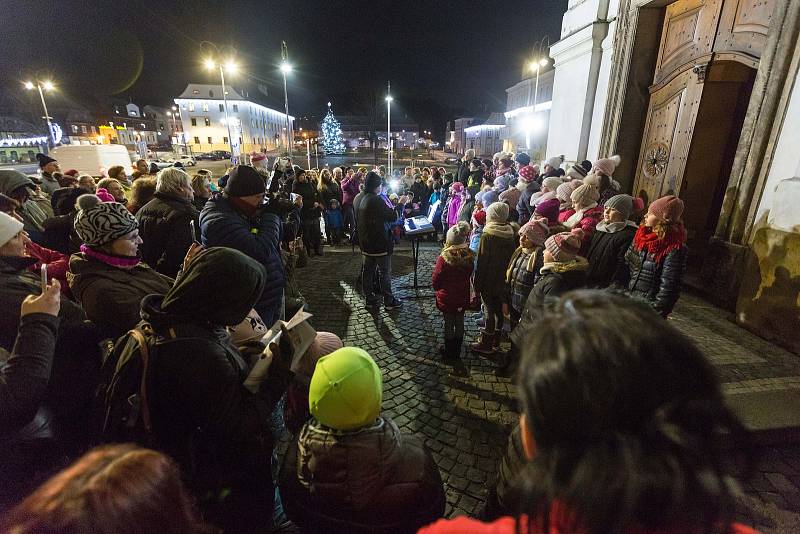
320, 102, 346, 154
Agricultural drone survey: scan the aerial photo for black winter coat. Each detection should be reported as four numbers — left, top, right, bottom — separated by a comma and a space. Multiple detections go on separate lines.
356, 192, 397, 256
199, 195, 284, 326
139, 294, 292, 532
136, 192, 199, 278
511, 258, 588, 346
292, 180, 322, 220
279, 416, 445, 533
617, 243, 687, 317
456, 160, 470, 185
584, 223, 636, 288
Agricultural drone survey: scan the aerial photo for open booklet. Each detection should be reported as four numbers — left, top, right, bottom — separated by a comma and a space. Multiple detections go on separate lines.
243, 307, 316, 393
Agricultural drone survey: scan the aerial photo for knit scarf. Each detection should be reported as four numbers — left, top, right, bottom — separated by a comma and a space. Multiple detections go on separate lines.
81, 244, 141, 269
483, 221, 515, 239
632, 223, 686, 262
596, 220, 637, 233
565, 202, 597, 228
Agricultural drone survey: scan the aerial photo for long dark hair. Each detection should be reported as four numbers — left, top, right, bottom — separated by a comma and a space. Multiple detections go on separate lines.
1, 444, 213, 534
514, 291, 754, 533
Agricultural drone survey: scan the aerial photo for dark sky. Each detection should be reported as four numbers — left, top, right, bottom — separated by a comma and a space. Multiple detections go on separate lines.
2, 0, 566, 132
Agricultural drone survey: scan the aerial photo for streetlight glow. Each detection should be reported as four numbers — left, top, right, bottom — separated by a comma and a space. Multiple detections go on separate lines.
204, 58, 216, 70
23, 81, 34, 90
539, 58, 549, 67
280, 62, 292, 74
224, 60, 238, 73
385, 95, 393, 102
42, 81, 54, 91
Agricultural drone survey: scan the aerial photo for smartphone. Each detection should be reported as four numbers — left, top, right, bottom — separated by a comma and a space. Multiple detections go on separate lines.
40, 264, 48, 294
189, 220, 200, 245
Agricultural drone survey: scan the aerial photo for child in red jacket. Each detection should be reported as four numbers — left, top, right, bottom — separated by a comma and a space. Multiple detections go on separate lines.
431, 221, 473, 360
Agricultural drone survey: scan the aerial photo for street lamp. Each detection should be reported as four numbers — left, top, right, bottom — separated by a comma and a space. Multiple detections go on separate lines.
280, 41, 293, 158
24, 79, 56, 147
386, 82, 393, 176
204, 56, 237, 163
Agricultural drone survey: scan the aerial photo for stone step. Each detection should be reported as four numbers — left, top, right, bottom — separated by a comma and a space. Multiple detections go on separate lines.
726, 389, 800, 445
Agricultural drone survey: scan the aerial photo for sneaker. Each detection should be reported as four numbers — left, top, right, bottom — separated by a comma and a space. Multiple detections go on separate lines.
384, 299, 404, 310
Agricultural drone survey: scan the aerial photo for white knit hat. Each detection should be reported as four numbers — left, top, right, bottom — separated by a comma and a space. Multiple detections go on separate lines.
486, 201, 509, 223
0, 211, 24, 248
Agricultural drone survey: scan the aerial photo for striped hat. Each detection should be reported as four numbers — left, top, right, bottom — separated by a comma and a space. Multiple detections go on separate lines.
74, 194, 138, 248
545, 228, 584, 262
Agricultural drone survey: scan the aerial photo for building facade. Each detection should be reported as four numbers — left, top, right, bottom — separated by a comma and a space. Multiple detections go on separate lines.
335, 114, 419, 150
0, 116, 48, 164
173, 84, 293, 156
548, 0, 800, 352
503, 69, 554, 160
453, 117, 479, 155
464, 112, 506, 157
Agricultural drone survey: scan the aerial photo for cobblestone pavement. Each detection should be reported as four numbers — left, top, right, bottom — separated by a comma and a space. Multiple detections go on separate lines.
293, 242, 800, 532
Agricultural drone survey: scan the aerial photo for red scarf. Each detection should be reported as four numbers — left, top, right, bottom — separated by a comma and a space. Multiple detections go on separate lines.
632, 224, 686, 263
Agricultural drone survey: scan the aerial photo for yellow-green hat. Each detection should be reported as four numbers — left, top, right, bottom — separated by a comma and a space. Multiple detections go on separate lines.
308, 347, 382, 431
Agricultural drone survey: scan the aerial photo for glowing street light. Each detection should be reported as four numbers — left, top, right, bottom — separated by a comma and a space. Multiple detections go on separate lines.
280, 41, 293, 158
280, 62, 292, 74
386, 82, 393, 176
24, 79, 56, 147
203, 50, 237, 162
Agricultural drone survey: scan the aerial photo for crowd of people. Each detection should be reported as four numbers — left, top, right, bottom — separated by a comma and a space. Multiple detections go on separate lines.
0, 150, 759, 534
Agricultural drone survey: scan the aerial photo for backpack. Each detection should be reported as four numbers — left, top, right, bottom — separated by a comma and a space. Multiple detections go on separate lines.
93, 323, 173, 446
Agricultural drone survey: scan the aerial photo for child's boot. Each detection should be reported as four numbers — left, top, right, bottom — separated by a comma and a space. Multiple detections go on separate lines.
471, 331, 495, 355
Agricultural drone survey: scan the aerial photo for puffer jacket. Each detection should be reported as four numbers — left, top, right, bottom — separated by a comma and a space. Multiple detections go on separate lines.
511, 258, 588, 346
68, 253, 174, 341
474, 229, 517, 303
200, 195, 284, 326
431, 245, 474, 313
506, 247, 543, 313
279, 416, 445, 533
584, 222, 637, 288
618, 242, 687, 318
135, 192, 199, 278
516, 182, 541, 225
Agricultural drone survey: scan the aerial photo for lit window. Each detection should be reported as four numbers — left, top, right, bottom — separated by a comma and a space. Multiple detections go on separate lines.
71, 125, 78, 133
204, 118, 211, 127
192, 90, 199, 95
188, 103, 195, 112
202, 103, 209, 112
81, 125, 87, 133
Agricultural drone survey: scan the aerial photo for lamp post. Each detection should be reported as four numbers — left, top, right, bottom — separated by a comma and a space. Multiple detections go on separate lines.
280, 41, 293, 159
385, 81, 393, 176
203, 47, 238, 164
24, 79, 55, 147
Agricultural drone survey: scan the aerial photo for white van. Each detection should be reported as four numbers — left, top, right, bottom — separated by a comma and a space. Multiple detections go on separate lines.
50, 145, 133, 177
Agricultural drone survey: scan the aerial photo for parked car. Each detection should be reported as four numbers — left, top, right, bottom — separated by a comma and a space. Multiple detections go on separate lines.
195, 152, 219, 161
210, 150, 231, 159
444, 157, 459, 164
174, 154, 196, 167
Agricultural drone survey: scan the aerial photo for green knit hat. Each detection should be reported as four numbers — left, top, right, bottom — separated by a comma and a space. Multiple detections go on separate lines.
308, 347, 383, 431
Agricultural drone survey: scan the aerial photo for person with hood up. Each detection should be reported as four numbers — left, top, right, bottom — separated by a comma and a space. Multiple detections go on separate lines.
356, 171, 403, 310
422, 292, 758, 534
200, 165, 285, 326
279, 346, 445, 533
68, 194, 174, 341
615, 195, 688, 317
506, 218, 549, 330
589, 154, 622, 205
432, 222, 474, 360
125, 246, 293, 532
559, 183, 604, 254
515, 165, 541, 225
36, 153, 60, 195
585, 194, 639, 288
0, 170, 49, 243
472, 202, 516, 355
135, 168, 198, 278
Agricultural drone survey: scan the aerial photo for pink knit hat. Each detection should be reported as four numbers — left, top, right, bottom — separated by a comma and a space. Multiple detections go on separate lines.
648, 195, 684, 223
545, 228, 584, 262
251, 152, 267, 163
534, 198, 560, 225
519, 218, 549, 247
95, 188, 116, 203
295, 332, 344, 379
592, 155, 621, 177
556, 180, 581, 203
499, 186, 521, 209
450, 181, 464, 193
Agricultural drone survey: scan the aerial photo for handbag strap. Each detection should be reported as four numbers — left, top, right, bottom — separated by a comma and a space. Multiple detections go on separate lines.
129, 329, 152, 434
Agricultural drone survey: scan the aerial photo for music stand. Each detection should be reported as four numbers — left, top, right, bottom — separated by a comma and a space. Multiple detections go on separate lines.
400, 201, 438, 296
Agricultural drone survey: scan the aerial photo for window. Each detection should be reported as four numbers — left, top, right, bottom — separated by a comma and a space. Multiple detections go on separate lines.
91, 126, 96, 133
192, 89, 200, 95
233, 104, 238, 112
71, 125, 78, 133
202, 103, 209, 112
188, 103, 195, 112
190, 118, 197, 126
207, 136, 212, 144
81, 125, 87, 133
204, 118, 211, 127
194, 136, 200, 144
223, 137, 228, 144
219, 104, 224, 112
239, 137, 242, 144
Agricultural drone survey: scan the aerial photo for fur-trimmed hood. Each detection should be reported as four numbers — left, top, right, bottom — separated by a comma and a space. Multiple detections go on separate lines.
540, 256, 589, 274
441, 244, 474, 266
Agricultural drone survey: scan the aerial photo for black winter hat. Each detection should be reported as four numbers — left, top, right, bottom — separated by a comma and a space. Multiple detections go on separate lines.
514, 152, 531, 166
580, 160, 593, 173
224, 165, 266, 197
36, 153, 56, 168
364, 171, 382, 193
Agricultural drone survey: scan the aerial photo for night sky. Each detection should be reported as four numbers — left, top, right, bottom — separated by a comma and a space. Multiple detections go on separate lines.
2, 0, 566, 134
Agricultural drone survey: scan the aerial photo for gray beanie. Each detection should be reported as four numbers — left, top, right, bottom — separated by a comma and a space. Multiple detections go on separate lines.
74, 194, 138, 247
445, 221, 470, 246
604, 194, 634, 221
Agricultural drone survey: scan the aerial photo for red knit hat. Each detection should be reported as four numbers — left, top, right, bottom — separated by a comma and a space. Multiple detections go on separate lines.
518, 165, 536, 183
648, 195, 684, 223
545, 228, 584, 262
250, 152, 267, 163
472, 209, 486, 227
534, 198, 560, 226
